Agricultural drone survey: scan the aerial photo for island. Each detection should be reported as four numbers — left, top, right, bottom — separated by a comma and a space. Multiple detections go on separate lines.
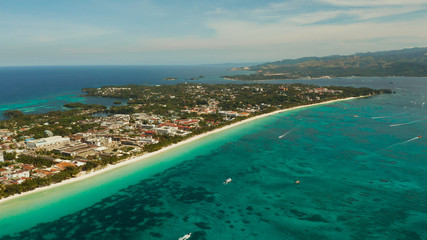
222, 47, 427, 81
0, 83, 391, 200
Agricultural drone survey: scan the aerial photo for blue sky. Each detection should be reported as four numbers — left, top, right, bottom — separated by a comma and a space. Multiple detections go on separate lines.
1, 0, 427, 66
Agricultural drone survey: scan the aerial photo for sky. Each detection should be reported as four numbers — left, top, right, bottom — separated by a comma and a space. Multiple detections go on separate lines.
1, 0, 427, 66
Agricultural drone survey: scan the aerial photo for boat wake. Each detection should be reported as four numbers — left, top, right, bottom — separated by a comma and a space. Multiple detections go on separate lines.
278, 124, 299, 139
384, 136, 422, 149
390, 119, 421, 127
278, 130, 295, 139
372, 111, 409, 120
372, 116, 390, 119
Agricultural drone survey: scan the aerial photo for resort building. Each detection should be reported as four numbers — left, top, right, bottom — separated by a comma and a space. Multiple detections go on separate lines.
11, 170, 30, 178
26, 136, 71, 149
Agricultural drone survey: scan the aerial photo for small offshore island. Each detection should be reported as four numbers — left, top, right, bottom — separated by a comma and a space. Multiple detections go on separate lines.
0, 83, 391, 200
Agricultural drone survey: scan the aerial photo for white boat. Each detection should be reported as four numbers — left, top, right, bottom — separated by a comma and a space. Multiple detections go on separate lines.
178, 233, 191, 240
223, 178, 232, 184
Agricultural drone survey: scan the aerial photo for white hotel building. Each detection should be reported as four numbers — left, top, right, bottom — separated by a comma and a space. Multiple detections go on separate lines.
26, 136, 70, 149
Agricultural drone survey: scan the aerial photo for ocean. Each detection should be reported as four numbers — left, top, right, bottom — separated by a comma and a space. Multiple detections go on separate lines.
0, 65, 249, 119
0, 65, 426, 239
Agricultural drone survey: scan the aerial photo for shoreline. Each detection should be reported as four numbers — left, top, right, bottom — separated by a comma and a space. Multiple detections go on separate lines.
0, 96, 365, 204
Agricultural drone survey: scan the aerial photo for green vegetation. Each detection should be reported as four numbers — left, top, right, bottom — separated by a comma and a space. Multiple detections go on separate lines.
223, 47, 427, 80
0, 166, 80, 199
16, 155, 55, 168
83, 83, 389, 117
2, 110, 24, 118
81, 155, 129, 172
18, 122, 99, 139
3, 151, 17, 160
109, 106, 135, 114
0, 108, 101, 139
83, 83, 389, 151
0, 153, 131, 199
0, 82, 390, 200
0, 161, 14, 168
64, 103, 107, 110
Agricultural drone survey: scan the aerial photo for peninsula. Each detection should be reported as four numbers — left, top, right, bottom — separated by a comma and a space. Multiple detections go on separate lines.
0, 83, 390, 201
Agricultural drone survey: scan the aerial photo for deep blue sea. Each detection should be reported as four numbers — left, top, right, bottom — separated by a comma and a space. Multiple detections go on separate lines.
0, 65, 249, 119
0, 66, 426, 239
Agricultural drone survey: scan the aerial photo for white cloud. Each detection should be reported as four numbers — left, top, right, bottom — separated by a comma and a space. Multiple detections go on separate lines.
2, 0, 427, 65
125, 14, 427, 63
204, 7, 229, 16
249, 1, 300, 21
347, 6, 425, 20
289, 11, 342, 24
0, 14, 114, 46
288, 5, 425, 24
249, 0, 427, 23
318, 0, 427, 7
32, 36, 58, 43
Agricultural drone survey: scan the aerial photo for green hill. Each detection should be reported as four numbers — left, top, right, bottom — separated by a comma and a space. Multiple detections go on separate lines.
223, 47, 427, 80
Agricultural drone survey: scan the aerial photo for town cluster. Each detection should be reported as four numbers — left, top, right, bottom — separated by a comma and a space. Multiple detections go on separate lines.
1, 83, 354, 187
0, 113, 202, 185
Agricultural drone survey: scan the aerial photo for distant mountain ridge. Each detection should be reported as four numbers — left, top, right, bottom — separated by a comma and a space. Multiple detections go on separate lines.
224, 47, 427, 80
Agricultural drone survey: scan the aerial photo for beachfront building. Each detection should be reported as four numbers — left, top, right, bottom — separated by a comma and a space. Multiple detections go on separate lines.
153, 126, 177, 135
26, 136, 70, 149
55, 143, 98, 157
139, 136, 159, 144
11, 170, 30, 178
218, 110, 249, 117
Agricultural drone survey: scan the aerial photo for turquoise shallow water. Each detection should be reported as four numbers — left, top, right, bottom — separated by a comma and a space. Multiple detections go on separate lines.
0, 91, 126, 120
0, 78, 426, 239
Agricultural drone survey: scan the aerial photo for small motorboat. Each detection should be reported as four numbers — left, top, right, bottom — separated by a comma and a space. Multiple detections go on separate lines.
223, 178, 232, 184
178, 233, 191, 240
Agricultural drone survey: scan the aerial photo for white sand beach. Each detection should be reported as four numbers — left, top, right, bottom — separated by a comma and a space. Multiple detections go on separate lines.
0, 96, 364, 204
